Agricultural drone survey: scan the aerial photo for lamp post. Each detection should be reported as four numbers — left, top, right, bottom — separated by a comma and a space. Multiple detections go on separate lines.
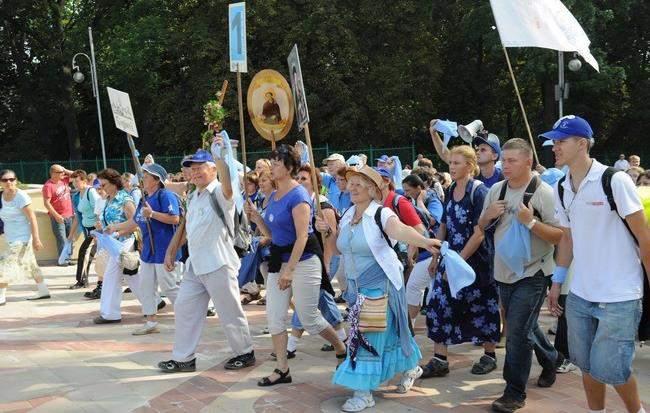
72, 27, 107, 169
556, 51, 583, 118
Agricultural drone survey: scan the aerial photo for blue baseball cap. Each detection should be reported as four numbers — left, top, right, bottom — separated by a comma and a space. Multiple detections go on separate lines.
142, 163, 168, 185
473, 133, 501, 157
539, 115, 593, 141
375, 167, 392, 179
375, 155, 389, 163
181, 149, 214, 167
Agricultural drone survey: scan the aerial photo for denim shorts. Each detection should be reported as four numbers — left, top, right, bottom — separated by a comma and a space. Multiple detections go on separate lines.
566, 292, 641, 385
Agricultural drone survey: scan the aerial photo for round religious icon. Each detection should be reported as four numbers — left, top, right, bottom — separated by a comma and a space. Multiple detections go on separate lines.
247, 69, 294, 142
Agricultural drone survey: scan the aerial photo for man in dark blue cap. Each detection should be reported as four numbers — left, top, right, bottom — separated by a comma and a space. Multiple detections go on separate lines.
158, 143, 255, 373
544, 115, 650, 413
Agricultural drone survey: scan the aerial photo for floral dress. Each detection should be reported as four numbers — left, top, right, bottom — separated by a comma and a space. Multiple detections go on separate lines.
426, 180, 501, 345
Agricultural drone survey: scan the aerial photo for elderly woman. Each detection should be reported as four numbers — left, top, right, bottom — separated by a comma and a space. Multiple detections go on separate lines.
316, 165, 440, 412
245, 144, 347, 387
122, 172, 142, 207
68, 170, 100, 289
93, 168, 137, 324
0, 169, 50, 305
105, 164, 181, 335
422, 145, 500, 378
255, 158, 272, 176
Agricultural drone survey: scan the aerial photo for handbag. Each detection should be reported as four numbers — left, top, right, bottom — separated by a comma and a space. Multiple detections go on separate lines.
347, 220, 389, 333
120, 234, 140, 276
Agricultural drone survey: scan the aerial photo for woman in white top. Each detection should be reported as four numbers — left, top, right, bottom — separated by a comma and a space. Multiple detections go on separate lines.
0, 169, 50, 305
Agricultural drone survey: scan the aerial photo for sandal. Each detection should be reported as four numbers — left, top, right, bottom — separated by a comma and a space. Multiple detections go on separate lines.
396, 366, 423, 393
257, 368, 292, 387
341, 391, 375, 412
270, 350, 296, 360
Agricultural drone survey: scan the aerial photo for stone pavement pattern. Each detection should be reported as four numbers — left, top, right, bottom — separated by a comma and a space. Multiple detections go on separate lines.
1, 265, 650, 413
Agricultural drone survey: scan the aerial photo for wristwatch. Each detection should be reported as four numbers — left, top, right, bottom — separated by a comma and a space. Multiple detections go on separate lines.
526, 218, 537, 230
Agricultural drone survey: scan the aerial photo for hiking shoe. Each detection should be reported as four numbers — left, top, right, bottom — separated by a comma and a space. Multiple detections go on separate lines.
224, 351, 255, 370
85, 286, 101, 300
556, 359, 577, 374
158, 358, 196, 373
420, 357, 449, 378
471, 354, 497, 375
537, 366, 556, 387
492, 395, 525, 412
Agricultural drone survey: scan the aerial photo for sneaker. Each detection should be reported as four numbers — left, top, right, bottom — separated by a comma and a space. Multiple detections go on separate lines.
471, 354, 497, 375
69, 282, 85, 290
93, 316, 121, 324
158, 358, 196, 373
492, 395, 525, 412
157, 300, 167, 311
224, 351, 255, 370
341, 391, 375, 412
123, 287, 132, 294
537, 366, 556, 388
26, 294, 51, 301
206, 307, 216, 317
556, 359, 577, 374
132, 323, 160, 335
85, 286, 101, 300
420, 357, 449, 378
260, 326, 270, 334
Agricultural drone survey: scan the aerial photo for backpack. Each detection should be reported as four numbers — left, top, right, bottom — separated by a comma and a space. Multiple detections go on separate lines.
497, 175, 542, 220
446, 179, 484, 209
557, 166, 650, 340
207, 190, 252, 257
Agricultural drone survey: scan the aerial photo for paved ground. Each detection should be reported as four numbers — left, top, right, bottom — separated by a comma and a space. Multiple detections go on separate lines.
1, 265, 650, 413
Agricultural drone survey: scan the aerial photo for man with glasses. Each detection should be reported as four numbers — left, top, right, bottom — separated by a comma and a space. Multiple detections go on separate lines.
43, 165, 75, 265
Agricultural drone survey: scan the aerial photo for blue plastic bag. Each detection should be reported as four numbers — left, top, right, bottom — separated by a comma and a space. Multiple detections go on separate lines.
440, 241, 476, 298
57, 240, 73, 265
91, 230, 128, 258
495, 219, 531, 278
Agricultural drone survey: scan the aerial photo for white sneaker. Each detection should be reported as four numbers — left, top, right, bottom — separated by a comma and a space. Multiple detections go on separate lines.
396, 365, 423, 393
132, 323, 160, 336
556, 359, 577, 374
341, 391, 375, 412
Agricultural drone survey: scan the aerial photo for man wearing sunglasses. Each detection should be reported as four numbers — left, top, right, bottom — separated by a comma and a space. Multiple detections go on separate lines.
42, 164, 74, 265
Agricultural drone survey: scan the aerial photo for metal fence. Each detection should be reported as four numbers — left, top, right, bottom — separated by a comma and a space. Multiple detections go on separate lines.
1, 143, 447, 184
0, 142, 631, 184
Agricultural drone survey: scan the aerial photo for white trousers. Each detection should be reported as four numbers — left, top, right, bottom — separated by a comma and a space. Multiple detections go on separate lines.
136, 262, 179, 315
405, 257, 433, 307
99, 239, 136, 320
171, 264, 253, 362
266, 255, 330, 336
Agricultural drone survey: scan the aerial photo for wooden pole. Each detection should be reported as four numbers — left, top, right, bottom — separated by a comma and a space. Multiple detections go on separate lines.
502, 46, 540, 165
303, 123, 322, 216
126, 134, 154, 253
271, 130, 277, 151
236, 64, 247, 175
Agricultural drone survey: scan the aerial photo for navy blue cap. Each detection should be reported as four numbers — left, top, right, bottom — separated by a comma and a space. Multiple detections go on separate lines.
375, 167, 392, 179
473, 133, 501, 157
539, 115, 593, 141
375, 155, 389, 163
181, 149, 214, 167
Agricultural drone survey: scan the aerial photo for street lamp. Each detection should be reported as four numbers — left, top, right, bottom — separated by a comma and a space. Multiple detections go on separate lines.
71, 27, 107, 169
556, 52, 583, 118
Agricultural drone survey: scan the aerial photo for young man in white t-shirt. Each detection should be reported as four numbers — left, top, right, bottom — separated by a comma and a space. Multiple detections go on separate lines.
543, 115, 650, 413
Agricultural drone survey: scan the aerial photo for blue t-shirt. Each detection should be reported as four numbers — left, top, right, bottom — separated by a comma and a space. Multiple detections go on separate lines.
263, 185, 313, 262
322, 173, 341, 207
478, 167, 504, 189
333, 190, 352, 214
135, 189, 181, 264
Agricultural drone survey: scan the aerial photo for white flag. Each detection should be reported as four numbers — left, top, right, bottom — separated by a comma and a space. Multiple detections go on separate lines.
490, 0, 599, 72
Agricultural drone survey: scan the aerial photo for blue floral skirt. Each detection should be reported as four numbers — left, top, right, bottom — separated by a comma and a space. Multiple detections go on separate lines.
333, 287, 422, 391
426, 272, 501, 345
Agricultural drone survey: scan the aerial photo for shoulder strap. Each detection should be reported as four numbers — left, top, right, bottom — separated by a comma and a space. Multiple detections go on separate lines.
469, 179, 482, 205
0, 190, 3, 209
601, 167, 638, 245
523, 175, 541, 206
557, 175, 567, 210
374, 207, 393, 249
391, 193, 402, 218
208, 189, 234, 238
497, 181, 508, 201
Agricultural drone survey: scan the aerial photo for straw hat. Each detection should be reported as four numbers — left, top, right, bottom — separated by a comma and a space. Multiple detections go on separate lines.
345, 165, 383, 193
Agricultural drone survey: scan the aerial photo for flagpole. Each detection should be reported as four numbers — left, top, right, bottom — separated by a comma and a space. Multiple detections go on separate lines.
502, 47, 540, 165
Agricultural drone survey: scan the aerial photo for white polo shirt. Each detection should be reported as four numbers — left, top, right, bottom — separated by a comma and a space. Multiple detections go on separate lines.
554, 160, 643, 303
185, 179, 240, 275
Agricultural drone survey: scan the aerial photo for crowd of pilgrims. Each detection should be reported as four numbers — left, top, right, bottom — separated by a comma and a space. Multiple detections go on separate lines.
1, 115, 648, 413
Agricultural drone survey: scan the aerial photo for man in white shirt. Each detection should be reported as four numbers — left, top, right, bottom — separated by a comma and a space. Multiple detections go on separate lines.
158, 146, 255, 373
614, 154, 630, 171
544, 115, 650, 413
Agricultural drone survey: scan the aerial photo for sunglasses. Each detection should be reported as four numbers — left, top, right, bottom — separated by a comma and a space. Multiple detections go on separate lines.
1, 177, 16, 183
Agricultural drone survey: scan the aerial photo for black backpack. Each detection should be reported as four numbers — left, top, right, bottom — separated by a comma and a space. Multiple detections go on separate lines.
558, 167, 650, 340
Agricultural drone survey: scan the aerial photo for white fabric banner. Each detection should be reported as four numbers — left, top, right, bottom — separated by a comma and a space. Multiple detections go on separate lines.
490, 0, 599, 72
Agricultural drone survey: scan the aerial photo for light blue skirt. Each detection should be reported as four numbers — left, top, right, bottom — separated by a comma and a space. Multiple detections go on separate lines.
332, 287, 422, 391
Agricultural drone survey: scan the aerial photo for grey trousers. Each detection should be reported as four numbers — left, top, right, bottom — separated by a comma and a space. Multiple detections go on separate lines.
171, 264, 254, 362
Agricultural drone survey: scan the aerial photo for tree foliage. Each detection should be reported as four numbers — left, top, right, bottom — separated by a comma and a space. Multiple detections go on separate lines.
1, 0, 648, 163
